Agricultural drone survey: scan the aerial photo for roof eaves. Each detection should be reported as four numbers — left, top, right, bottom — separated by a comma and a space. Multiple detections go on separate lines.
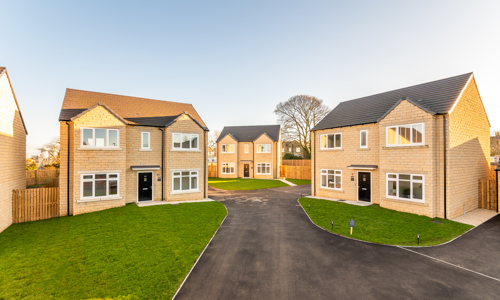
70, 102, 128, 124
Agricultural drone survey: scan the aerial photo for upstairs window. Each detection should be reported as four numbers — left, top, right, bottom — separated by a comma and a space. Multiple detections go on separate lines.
257, 144, 271, 153
173, 133, 199, 150
360, 130, 368, 148
81, 128, 119, 148
141, 132, 150, 150
386, 123, 424, 146
244, 144, 249, 153
221, 144, 235, 153
320, 133, 342, 149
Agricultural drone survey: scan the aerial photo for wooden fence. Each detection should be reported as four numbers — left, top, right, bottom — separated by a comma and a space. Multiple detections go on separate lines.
280, 165, 311, 180
12, 187, 60, 223
26, 169, 60, 186
208, 163, 217, 177
282, 159, 311, 167
478, 179, 497, 211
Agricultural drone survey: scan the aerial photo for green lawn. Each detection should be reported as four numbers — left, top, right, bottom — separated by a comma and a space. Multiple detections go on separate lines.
208, 177, 288, 190
285, 178, 311, 186
299, 198, 472, 246
0, 202, 227, 299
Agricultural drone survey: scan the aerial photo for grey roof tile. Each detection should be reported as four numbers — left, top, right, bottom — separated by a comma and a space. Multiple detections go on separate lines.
217, 125, 281, 142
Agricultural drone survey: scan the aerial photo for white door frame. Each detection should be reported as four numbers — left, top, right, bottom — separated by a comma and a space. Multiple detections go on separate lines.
357, 171, 372, 203
137, 171, 154, 202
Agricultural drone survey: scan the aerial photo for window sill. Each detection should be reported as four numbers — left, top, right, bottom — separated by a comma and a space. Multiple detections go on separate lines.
382, 197, 427, 206
170, 190, 201, 195
78, 147, 122, 151
320, 187, 344, 193
77, 196, 122, 203
170, 149, 202, 152
383, 145, 428, 150
358, 147, 370, 151
256, 152, 272, 154
319, 148, 343, 151
139, 149, 153, 151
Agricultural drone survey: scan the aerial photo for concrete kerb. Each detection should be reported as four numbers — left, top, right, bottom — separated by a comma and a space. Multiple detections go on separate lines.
297, 197, 490, 249
172, 202, 229, 299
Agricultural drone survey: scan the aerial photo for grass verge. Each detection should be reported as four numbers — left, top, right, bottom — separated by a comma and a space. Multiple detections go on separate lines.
285, 178, 311, 186
0, 202, 227, 299
208, 177, 288, 190
299, 197, 472, 246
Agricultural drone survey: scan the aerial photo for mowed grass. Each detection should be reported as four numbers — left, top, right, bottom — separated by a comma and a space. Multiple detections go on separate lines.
299, 198, 472, 246
208, 177, 288, 190
285, 178, 311, 186
0, 202, 227, 299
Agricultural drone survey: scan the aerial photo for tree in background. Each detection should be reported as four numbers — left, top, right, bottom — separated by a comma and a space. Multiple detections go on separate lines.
274, 95, 331, 158
36, 137, 60, 168
208, 130, 220, 156
26, 158, 38, 170
491, 130, 500, 156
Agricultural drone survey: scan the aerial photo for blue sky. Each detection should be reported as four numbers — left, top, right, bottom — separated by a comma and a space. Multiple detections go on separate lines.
1, 0, 499, 154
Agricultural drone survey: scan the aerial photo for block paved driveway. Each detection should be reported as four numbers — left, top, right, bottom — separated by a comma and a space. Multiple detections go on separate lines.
175, 185, 500, 299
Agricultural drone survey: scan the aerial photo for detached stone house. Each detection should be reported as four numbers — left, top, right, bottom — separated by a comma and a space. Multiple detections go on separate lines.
0, 67, 27, 232
216, 125, 281, 179
311, 73, 490, 219
282, 140, 308, 158
58, 89, 209, 216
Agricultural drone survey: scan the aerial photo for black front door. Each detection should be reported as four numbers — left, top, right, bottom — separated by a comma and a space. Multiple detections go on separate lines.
138, 172, 153, 201
244, 164, 250, 177
358, 172, 371, 202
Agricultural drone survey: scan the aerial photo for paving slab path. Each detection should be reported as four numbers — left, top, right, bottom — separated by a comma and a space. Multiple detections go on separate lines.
175, 186, 500, 299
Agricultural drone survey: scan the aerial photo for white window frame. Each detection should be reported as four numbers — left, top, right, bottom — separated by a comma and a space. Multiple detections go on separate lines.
257, 144, 271, 153
288, 148, 291, 152
221, 163, 235, 174
320, 169, 342, 190
296, 147, 300, 152
386, 123, 425, 147
221, 144, 235, 153
386, 173, 425, 202
360, 130, 368, 148
256, 163, 271, 175
244, 144, 249, 153
172, 171, 199, 193
172, 133, 199, 150
320, 133, 342, 149
80, 128, 120, 148
141, 132, 150, 150
81, 173, 120, 199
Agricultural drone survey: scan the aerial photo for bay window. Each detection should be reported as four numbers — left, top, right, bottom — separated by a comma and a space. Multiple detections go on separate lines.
173, 171, 198, 192
386, 173, 424, 201
81, 128, 119, 148
321, 169, 342, 190
320, 133, 342, 149
386, 123, 424, 146
173, 133, 199, 150
257, 163, 271, 174
81, 173, 119, 198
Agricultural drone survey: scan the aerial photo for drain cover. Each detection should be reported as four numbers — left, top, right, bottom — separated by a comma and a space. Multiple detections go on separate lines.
431, 220, 442, 224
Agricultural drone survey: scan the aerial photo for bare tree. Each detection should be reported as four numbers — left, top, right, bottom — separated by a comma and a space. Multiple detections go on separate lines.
37, 137, 60, 167
274, 95, 331, 158
208, 130, 221, 155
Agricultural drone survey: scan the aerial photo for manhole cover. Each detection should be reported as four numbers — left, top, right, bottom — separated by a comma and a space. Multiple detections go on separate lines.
430, 220, 442, 224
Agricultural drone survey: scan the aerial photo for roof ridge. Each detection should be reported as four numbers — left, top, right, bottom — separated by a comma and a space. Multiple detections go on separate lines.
338, 72, 473, 105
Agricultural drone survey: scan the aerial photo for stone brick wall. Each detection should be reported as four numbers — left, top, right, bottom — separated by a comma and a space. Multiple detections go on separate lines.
0, 71, 26, 233
217, 135, 238, 178
447, 77, 490, 219
254, 134, 278, 179
238, 142, 254, 178
126, 126, 162, 202
312, 123, 380, 203
165, 115, 206, 201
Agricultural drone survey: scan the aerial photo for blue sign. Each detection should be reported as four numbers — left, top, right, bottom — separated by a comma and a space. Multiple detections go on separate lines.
349, 220, 355, 227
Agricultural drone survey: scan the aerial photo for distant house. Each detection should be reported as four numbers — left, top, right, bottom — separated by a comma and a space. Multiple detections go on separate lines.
282, 140, 308, 158
216, 125, 281, 179
311, 73, 490, 219
0, 67, 28, 233
58, 89, 209, 216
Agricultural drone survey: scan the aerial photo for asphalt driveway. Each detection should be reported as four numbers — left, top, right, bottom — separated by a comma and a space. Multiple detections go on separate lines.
175, 186, 500, 299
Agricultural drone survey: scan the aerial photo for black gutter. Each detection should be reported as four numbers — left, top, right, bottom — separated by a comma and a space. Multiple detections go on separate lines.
159, 128, 165, 201
443, 115, 447, 219
66, 122, 71, 216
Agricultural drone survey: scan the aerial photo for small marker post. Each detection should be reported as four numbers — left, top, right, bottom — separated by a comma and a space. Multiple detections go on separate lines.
308, 204, 310, 211
331, 220, 333, 230
349, 220, 355, 235
417, 234, 420, 245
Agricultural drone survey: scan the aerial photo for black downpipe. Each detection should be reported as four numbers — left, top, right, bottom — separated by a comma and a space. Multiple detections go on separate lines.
66, 122, 71, 216
443, 115, 447, 219
160, 128, 164, 201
